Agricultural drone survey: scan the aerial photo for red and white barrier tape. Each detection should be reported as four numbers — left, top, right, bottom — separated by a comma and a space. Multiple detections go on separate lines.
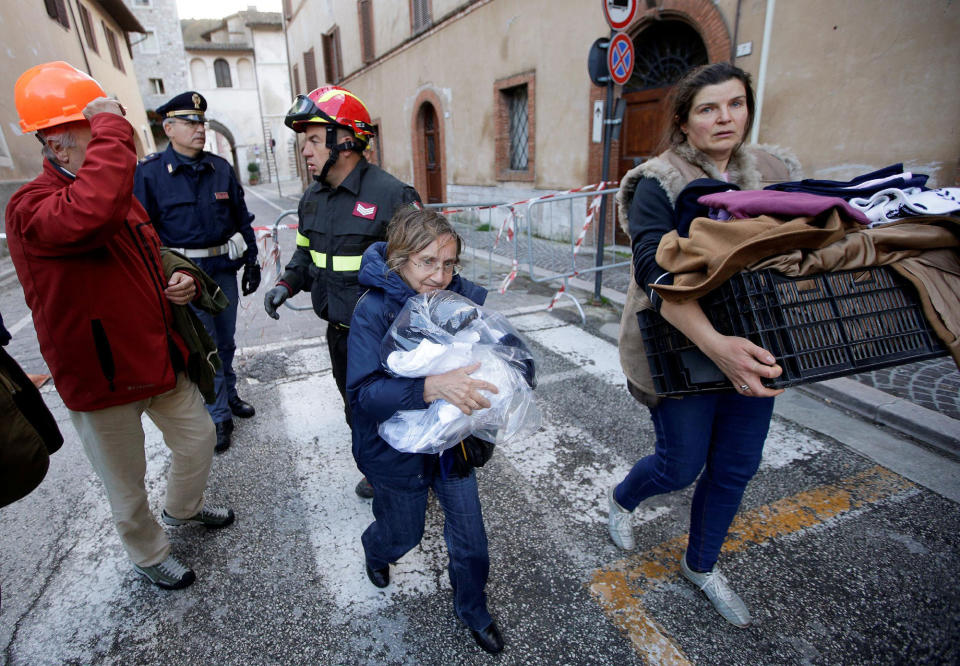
547, 191, 603, 310
498, 259, 519, 295
547, 282, 566, 310
248, 181, 617, 302
493, 206, 516, 249
440, 181, 615, 215
252, 224, 298, 232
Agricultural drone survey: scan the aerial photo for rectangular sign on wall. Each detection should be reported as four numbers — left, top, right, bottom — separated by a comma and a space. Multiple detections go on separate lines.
592, 100, 604, 143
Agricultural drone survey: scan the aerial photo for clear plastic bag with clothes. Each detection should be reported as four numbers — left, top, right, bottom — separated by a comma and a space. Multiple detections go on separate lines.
378, 290, 540, 454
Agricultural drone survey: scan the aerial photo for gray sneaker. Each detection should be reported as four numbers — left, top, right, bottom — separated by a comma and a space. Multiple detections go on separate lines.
680, 556, 752, 627
162, 506, 235, 529
133, 555, 196, 590
607, 485, 635, 550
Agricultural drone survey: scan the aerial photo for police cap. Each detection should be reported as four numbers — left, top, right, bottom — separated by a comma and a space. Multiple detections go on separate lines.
156, 91, 207, 122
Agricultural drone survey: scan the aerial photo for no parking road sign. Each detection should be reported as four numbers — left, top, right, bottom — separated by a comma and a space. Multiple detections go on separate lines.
607, 33, 634, 85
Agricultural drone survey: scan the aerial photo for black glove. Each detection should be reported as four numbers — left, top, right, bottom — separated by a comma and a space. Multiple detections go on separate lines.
450, 436, 495, 477
263, 285, 289, 319
241, 263, 261, 296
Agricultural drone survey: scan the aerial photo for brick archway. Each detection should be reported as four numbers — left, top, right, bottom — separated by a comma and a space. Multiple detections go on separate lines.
410, 88, 447, 204
586, 0, 732, 187
629, 0, 731, 62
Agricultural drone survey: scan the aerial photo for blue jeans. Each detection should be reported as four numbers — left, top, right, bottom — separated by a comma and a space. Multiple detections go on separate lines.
362, 471, 492, 631
192, 266, 239, 424
614, 393, 774, 572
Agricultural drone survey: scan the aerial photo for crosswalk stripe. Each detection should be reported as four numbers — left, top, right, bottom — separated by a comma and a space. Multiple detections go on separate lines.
589, 466, 916, 662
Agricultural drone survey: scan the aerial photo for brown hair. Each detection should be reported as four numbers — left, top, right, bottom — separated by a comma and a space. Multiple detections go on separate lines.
384, 207, 462, 273
664, 62, 755, 150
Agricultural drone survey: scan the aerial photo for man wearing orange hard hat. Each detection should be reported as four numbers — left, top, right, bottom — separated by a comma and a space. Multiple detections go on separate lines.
5, 61, 235, 591
263, 86, 421, 500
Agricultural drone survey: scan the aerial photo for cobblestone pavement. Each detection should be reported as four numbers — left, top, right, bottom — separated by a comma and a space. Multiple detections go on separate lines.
851, 359, 960, 421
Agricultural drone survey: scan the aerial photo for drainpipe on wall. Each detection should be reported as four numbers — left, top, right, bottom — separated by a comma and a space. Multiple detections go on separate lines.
280, 6, 305, 186
66, 0, 92, 75
731, 0, 743, 63
750, 0, 775, 145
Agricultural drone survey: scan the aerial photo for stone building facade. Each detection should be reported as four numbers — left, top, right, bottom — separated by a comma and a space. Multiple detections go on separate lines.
1, 0, 154, 249
181, 10, 293, 184
125, 0, 189, 114
281, 0, 960, 240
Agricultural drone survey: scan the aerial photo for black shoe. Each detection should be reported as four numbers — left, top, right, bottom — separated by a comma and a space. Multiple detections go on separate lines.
470, 621, 504, 654
365, 562, 389, 588
214, 419, 233, 453
228, 396, 255, 418
355, 477, 374, 499
162, 506, 236, 529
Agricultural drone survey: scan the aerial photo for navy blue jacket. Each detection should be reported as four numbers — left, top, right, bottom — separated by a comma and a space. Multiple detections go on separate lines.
347, 242, 487, 484
133, 144, 256, 273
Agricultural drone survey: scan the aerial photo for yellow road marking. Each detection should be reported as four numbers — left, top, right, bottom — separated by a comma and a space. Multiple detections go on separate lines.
589, 466, 915, 663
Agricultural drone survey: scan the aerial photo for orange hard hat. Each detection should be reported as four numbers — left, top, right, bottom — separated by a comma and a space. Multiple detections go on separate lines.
14, 61, 106, 133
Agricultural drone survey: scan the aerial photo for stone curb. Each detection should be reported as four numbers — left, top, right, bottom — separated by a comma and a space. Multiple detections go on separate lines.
795, 378, 960, 457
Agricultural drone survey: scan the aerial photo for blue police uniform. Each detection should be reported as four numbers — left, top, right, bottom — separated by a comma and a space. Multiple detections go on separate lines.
133, 92, 258, 439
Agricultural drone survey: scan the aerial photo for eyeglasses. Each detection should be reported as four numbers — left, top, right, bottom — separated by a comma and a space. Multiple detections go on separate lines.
409, 257, 461, 275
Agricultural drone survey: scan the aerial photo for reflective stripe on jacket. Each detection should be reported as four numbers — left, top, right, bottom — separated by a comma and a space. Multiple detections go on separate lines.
279, 159, 421, 325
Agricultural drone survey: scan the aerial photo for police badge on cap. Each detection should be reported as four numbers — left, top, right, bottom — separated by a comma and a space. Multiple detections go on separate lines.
156, 91, 207, 122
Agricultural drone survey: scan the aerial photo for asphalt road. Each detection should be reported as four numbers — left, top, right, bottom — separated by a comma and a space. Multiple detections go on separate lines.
1, 183, 958, 665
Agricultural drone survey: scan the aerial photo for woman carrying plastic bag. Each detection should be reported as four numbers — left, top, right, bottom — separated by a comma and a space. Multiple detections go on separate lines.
346, 207, 538, 654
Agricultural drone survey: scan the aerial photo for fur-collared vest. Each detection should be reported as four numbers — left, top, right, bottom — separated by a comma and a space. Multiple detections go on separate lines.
617, 142, 802, 405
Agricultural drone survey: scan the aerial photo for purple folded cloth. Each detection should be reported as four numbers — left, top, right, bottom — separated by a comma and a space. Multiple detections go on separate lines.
699, 189, 870, 224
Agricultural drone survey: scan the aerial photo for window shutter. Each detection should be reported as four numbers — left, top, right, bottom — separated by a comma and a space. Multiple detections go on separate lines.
304, 49, 317, 91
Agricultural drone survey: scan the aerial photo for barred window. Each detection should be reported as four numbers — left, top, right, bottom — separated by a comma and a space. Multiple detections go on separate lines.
506, 85, 528, 170
149, 78, 165, 95
495, 72, 535, 181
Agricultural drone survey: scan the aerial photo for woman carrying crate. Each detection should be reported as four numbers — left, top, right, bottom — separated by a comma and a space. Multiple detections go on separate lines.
608, 62, 803, 628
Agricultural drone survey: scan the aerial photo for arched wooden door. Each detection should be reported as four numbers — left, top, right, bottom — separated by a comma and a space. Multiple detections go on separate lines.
615, 21, 708, 243
419, 102, 444, 204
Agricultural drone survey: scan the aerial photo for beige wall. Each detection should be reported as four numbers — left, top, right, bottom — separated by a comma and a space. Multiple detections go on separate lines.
0, 0, 153, 184
285, 0, 959, 194
758, 0, 959, 185
284, 0, 334, 92
343, 0, 609, 188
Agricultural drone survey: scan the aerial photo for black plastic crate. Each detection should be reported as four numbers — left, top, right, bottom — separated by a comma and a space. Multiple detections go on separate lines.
638, 266, 949, 396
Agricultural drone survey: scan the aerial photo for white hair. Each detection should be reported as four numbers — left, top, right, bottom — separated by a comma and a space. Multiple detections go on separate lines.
37, 123, 82, 163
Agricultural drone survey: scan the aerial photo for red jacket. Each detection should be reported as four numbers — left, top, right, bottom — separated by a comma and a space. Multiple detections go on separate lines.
5, 114, 189, 411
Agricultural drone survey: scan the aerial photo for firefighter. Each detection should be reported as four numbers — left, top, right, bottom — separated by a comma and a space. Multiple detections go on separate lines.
263, 86, 421, 498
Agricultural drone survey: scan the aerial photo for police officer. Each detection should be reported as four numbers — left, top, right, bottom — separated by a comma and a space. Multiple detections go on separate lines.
263, 86, 421, 498
135, 91, 261, 454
